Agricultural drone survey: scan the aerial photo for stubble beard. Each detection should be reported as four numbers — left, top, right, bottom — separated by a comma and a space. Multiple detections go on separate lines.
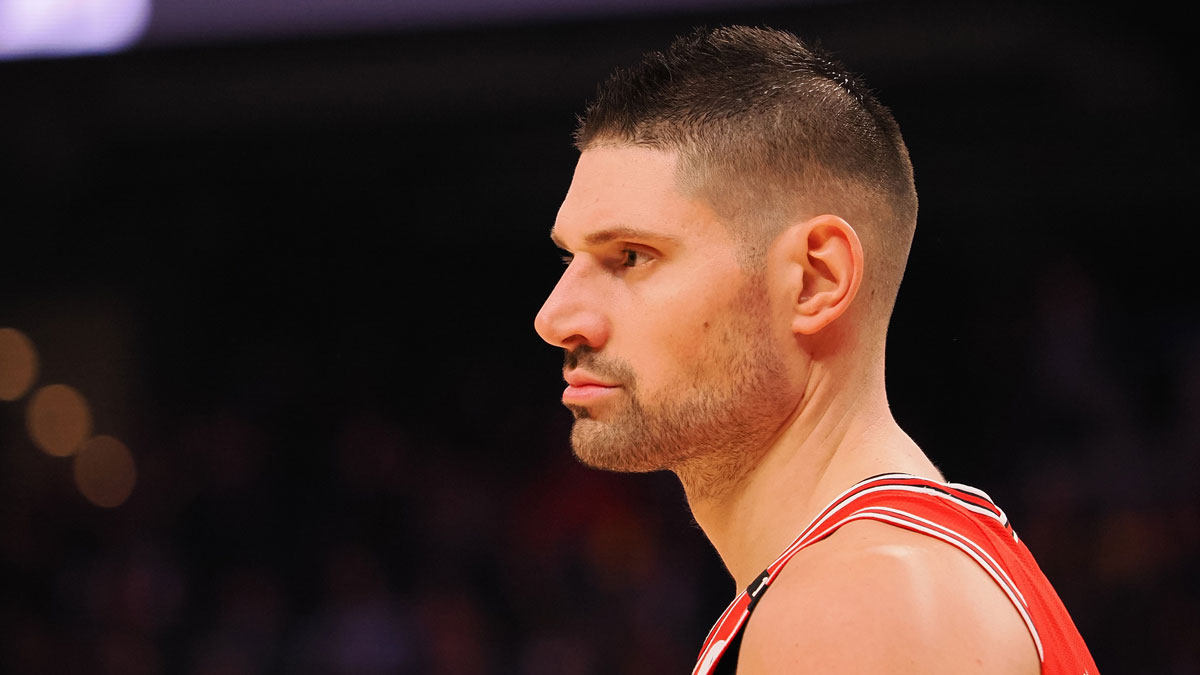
565, 277, 791, 497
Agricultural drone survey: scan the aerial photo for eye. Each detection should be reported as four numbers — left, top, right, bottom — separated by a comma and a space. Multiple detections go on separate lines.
559, 252, 574, 266
620, 248, 651, 268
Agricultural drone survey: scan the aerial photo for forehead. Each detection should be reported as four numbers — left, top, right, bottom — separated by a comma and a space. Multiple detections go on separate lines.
551, 146, 724, 246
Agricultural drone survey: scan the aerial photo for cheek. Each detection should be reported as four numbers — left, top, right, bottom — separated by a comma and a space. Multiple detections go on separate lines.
638, 309, 736, 393
618, 258, 749, 384
646, 276, 736, 347
609, 312, 708, 395
656, 293, 723, 352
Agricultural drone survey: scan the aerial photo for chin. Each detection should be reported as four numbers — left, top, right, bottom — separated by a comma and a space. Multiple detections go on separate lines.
569, 419, 668, 474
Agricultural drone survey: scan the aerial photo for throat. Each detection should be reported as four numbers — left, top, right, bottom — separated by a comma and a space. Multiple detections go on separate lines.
679, 411, 938, 590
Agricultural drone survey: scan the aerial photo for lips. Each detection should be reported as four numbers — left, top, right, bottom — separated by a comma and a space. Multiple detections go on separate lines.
563, 370, 619, 388
562, 370, 621, 404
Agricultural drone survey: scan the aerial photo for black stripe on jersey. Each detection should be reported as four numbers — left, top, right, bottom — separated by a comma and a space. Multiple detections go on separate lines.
745, 568, 772, 611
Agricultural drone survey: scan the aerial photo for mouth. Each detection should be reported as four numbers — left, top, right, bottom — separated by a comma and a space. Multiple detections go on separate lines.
562, 370, 621, 405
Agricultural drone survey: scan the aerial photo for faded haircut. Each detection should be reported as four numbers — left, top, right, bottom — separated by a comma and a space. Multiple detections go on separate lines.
575, 26, 918, 321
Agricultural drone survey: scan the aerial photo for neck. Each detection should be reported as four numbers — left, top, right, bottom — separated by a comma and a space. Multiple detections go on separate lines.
679, 363, 941, 590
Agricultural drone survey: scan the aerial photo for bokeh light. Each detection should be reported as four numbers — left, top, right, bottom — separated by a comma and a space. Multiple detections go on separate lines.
0, 327, 39, 401
0, 0, 152, 60
26, 384, 93, 457
73, 435, 137, 508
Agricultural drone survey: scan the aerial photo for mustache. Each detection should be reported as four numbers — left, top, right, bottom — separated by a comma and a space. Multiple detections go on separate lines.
564, 346, 635, 386
563, 344, 593, 371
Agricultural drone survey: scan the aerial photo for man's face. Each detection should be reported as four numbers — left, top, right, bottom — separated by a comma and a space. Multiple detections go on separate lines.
534, 146, 794, 475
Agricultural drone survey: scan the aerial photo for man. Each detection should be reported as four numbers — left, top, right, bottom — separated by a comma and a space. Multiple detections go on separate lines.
534, 26, 1097, 674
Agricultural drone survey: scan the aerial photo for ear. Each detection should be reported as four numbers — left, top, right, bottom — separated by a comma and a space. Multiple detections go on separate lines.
781, 214, 865, 336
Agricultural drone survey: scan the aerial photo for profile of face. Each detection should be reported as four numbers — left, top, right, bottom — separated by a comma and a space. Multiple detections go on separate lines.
534, 146, 795, 476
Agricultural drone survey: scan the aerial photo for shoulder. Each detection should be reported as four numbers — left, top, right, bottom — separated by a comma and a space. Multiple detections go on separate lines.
736, 519, 1040, 675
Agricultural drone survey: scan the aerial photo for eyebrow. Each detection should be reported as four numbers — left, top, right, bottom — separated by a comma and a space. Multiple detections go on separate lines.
549, 226, 680, 249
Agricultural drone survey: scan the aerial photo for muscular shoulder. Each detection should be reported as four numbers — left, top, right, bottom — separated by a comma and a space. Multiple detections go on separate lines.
736, 519, 1040, 675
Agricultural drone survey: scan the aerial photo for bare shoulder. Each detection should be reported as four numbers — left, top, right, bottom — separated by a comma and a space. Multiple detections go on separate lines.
737, 519, 1040, 675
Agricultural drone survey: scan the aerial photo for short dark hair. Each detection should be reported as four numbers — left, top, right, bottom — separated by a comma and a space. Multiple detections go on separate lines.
575, 26, 917, 320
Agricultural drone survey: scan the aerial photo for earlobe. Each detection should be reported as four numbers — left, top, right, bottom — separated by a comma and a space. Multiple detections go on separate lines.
790, 215, 864, 336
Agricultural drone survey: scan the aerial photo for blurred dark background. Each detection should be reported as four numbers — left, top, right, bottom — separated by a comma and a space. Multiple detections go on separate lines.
0, 1, 1196, 673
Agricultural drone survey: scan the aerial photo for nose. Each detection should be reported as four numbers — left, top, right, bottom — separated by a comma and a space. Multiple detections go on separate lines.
534, 263, 611, 350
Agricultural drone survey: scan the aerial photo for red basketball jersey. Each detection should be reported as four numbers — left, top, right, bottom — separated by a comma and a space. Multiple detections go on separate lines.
693, 473, 1098, 675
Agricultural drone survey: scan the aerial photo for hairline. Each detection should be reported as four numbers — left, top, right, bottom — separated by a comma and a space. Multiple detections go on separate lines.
578, 135, 888, 267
